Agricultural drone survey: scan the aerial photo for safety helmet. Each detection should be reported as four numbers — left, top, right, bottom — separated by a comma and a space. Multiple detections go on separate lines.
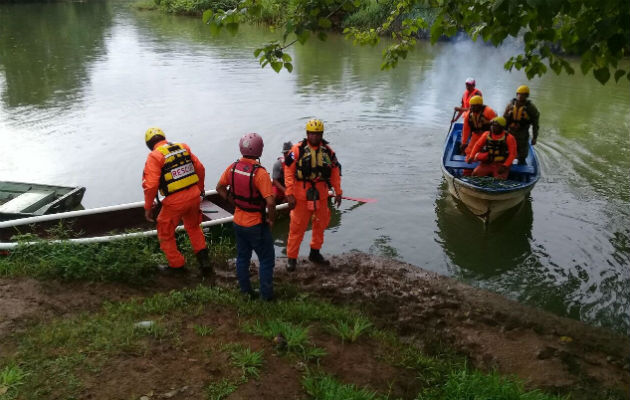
465, 77, 476, 85
145, 127, 165, 144
516, 85, 530, 95
491, 116, 507, 127
282, 141, 293, 152
239, 132, 264, 157
305, 119, 324, 133
469, 95, 483, 105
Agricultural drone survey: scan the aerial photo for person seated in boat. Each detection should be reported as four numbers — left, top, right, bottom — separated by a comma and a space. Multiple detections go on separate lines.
503, 85, 540, 165
272, 141, 293, 204
466, 116, 517, 180
452, 77, 483, 123
460, 95, 496, 157
142, 127, 213, 278
216, 133, 276, 301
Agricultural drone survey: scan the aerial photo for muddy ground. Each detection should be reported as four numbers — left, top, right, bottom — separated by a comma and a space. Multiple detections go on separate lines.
1, 252, 628, 398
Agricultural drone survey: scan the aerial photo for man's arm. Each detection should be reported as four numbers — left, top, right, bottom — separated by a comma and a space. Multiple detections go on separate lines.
530, 103, 540, 143
142, 152, 162, 222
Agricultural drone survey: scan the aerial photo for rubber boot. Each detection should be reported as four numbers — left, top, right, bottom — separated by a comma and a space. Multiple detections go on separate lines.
308, 248, 330, 266
195, 248, 214, 280
287, 258, 297, 272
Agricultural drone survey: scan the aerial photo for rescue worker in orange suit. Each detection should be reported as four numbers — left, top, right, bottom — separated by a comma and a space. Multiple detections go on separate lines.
271, 141, 293, 204
284, 119, 342, 272
503, 85, 540, 165
216, 133, 276, 301
461, 95, 497, 156
466, 117, 517, 180
142, 127, 213, 277
452, 77, 483, 122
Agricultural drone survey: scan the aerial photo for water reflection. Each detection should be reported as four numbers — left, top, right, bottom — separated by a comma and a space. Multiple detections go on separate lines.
434, 180, 533, 278
0, 1, 113, 107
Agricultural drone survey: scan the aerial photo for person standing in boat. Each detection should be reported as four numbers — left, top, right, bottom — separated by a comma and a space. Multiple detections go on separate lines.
284, 119, 342, 272
461, 95, 497, 157
216, 133, 276, 301
466, 116, 517, 180
451, 77, 483, 123
503, 85, 540, 165
142, 127, 213, 278
271, 141, 293, 204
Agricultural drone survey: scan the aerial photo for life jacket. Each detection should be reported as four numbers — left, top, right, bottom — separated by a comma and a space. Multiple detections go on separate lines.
228, 160, 265, 213
157, 142, 199, 196
506, 99, 532, 131
483, 133, 509, 163
462, 88, 482, 108
468, 106, 492, 134
290, 139, 338, 184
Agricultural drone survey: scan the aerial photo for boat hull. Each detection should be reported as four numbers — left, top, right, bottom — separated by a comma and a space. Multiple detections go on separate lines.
441, 123, 540, 224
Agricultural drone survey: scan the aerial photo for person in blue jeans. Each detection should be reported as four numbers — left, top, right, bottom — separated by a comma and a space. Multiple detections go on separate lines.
216, 133, 276, 300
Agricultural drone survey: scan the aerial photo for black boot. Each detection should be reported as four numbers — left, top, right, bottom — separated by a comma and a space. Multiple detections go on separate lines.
308, 248, 330, 266
287, 258, 297, 272
195, 248, 214, 280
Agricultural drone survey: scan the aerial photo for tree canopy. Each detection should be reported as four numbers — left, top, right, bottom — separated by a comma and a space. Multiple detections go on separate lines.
203, 0, 630, 84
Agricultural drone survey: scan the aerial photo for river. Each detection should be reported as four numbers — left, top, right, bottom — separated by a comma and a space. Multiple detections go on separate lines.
1, 0, 628, 334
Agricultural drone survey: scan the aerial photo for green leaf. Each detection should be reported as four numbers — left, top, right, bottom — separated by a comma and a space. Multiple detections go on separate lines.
284, 62, 293, 73
297, 30, 310, 45
614, 69, 625, 82
281, 53, 292, 62
254, 48, 262, 57
271, 61, 283, 73
202, 10, 214, 24
226, 23, 239, 35
318, 18, 332, 29
593, 67, 610, 84
429, 15, 443, 44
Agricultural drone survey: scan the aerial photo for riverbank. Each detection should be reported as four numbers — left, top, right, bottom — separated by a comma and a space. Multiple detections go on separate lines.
1, 252, 627, 399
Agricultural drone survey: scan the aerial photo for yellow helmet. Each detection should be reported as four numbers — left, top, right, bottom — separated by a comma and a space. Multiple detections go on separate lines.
469, 95, 483, 105
491, 116, 507, 127
516, 85, 530, 95
305, 119, 324, 133
145, 127, 165, 144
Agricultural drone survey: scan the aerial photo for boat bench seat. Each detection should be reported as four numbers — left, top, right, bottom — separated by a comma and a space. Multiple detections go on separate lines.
510, 164, 535, 174
445, 155, 476, 170
0, 190, 55, 214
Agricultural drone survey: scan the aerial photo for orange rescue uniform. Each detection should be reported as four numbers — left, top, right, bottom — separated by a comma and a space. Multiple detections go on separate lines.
218, 158, 273, 227
461, 88, 482, 109
143, 139, 206, 268
467, 130, 517, 180
462, 106, 497, 156
284, 141, 342, 259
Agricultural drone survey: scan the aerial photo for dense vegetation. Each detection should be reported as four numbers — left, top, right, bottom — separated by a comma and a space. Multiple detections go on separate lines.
149, 0, 629, 84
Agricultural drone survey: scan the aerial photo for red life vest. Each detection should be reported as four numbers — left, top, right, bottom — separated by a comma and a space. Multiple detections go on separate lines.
462, 88, 482, 108
228, 160, 265, 213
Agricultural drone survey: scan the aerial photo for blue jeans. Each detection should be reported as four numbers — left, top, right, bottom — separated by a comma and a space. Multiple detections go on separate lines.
233, 222, 275, 300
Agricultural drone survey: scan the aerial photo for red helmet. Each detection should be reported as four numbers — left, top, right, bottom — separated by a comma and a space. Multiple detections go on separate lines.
239, 132, 264, 157
465, 77, 476, 86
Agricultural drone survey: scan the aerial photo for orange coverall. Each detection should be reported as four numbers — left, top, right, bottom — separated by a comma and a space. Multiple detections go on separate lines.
284, 142, 342, 259
462, 106, 497, 156
467, 131, 517, 180
461, 88, 482, 109
143, 140, 206, 268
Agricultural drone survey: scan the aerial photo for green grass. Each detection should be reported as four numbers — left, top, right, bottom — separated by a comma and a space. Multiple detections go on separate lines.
327, 316, 372, 343
303, 372, 382, 400
193, 324, 214, 336
418, 369, 568, 400
0, 225, 235, 283
229, 347, 264, 378
0, 363, 28, 400
205, 378, 239, 399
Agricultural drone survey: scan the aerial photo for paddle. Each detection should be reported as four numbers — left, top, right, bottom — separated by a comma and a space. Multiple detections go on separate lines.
341, 195, 377, 203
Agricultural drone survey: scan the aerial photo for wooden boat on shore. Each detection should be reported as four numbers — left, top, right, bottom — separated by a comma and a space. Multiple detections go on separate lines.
0, 181, 86, 221
441, 123, 540, 224
0, 190, 236, 248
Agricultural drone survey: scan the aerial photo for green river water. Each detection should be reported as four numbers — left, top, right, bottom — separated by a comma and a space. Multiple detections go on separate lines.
1, 1, 629, 334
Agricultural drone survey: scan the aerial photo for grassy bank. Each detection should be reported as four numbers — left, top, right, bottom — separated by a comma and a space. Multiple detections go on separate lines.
0, 278, 565, 399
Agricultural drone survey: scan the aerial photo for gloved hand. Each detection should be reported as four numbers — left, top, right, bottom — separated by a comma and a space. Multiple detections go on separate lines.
287, 194, 296, 210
